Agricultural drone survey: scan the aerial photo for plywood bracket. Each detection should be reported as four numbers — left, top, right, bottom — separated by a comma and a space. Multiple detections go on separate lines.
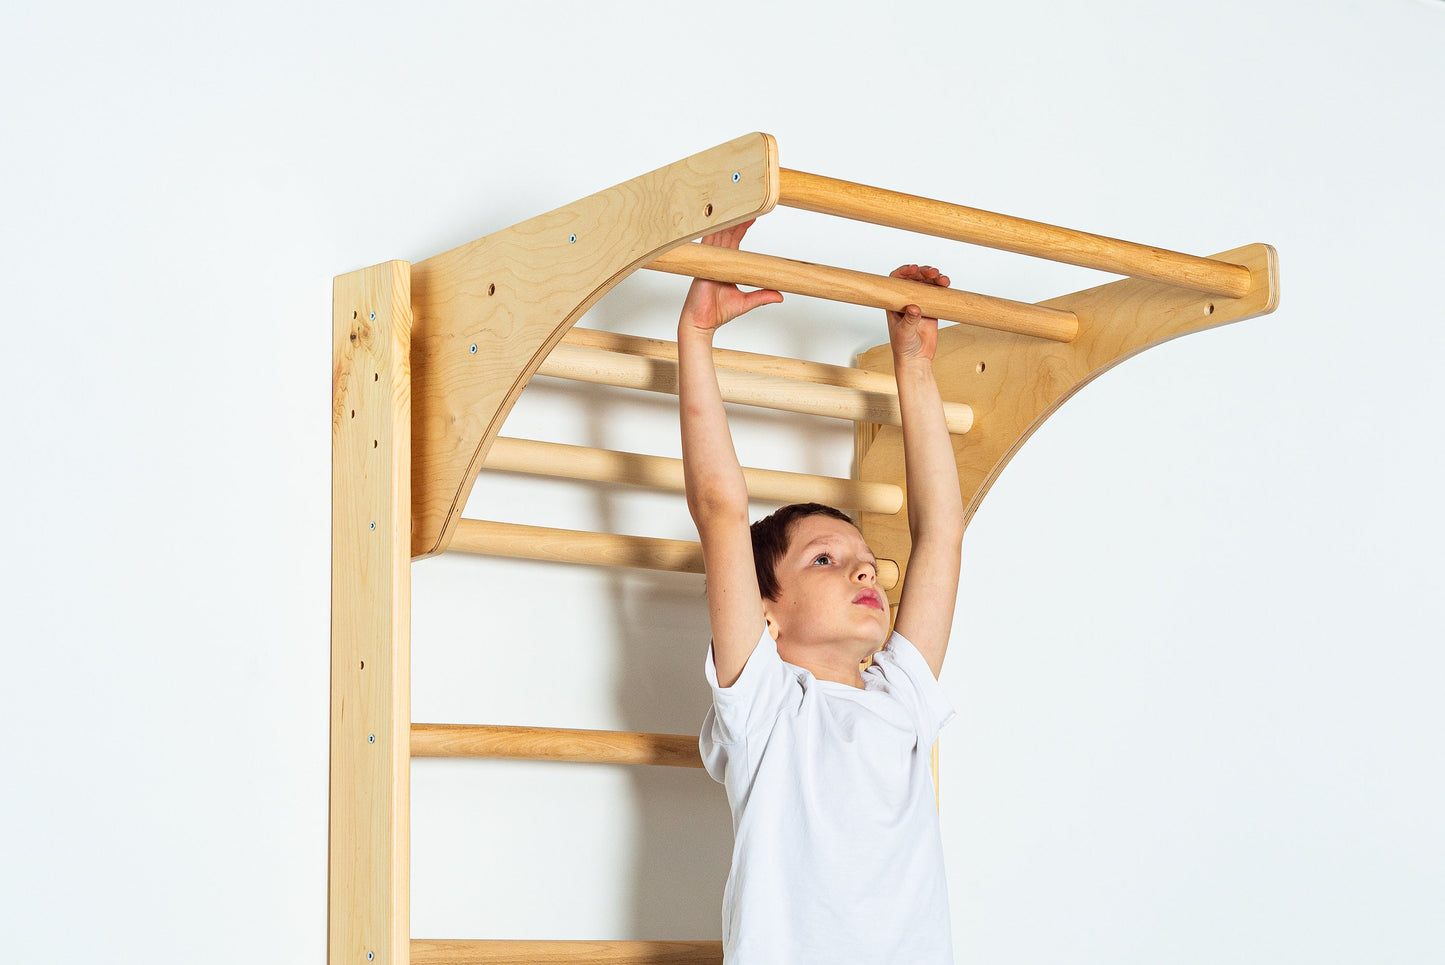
856, 243, 1280, 599
408, 132, 780, 559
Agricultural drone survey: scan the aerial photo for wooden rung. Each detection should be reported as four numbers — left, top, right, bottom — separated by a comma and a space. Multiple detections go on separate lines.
646, 242, 1078, 342
412, 939, 723, 964
448, 519, 901, 590
564, 327, 901, 393
538, 343, 974, 435
777, 168, 1253, 299
484, 437, 905, 514
411, 723, 704, 768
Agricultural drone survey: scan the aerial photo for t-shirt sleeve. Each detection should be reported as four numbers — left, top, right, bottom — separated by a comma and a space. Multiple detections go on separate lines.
699, 627, 797, 782
868, 629, 956, 747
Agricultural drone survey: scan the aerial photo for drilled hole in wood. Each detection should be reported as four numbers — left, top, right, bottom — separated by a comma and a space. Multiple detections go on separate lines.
359, 660, 365, 669
373, 373, 378, 381
487, 283, 495, 296
976, 362, 986, 373
373, 440, 378, 448
1206, 303, 1215, 315
705, 203, 713, 217
350, 409, 355, 418
353, 311, 357, 319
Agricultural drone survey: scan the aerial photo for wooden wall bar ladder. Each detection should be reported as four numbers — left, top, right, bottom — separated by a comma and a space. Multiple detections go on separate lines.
330, 132, 1278, 965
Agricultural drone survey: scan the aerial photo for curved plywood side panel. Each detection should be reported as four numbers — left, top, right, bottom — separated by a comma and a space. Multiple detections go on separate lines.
856, 243, 1279, 603
408, 132, 780, 558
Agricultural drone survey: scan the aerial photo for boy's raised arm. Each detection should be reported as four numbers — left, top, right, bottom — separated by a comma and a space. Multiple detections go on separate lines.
886, 266, 966, 680
678, 221, 783, 689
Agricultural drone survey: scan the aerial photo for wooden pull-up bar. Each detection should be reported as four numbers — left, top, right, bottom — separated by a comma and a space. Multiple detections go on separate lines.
777, 168, 1254, 299
647, 243, 1079, 342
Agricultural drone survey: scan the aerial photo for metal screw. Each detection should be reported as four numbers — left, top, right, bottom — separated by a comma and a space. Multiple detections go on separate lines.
368, 734, 375, 743
469, 344, 477, 354
732, 172, 740, 182
569, 234, 577, 244
369, 521, 376, 531
369, 311, 376, 320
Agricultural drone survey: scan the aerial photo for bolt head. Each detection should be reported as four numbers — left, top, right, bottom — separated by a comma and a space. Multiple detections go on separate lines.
369, 311, 376, 320
732, 172, 740, 182
469, 344, 477, 354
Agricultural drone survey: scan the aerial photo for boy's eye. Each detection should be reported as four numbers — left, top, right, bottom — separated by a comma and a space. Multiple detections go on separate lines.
812, 553, 834, 565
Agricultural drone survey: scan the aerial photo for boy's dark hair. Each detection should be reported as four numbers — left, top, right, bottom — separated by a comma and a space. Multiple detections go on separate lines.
750, 502, 858, 601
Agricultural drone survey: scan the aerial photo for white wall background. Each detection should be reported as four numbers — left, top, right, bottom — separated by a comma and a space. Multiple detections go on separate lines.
3, 1, 1442, 962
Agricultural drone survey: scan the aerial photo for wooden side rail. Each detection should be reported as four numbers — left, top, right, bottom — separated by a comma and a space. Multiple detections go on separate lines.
412, 724, 704, 768
537, 343, 974, 434
647, 243, 1078, 342
778, 168, 1254, 299
412, 939, 723, 964
448, 519, 901, 590
484, 437, 904, 514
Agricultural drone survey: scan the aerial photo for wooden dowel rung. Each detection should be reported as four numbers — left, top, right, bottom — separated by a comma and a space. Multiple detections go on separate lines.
777, 168, 1253, 299
646, 243, 1078, 342
484, 437, 905, 514
448, 519, 900, 590
537, 343, 974, 435
412, 939, 723, 964
563, 326, 899, 393
411, 723, 704, 768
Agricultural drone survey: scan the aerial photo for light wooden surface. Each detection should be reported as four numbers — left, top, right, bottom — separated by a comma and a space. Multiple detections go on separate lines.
647, 242, 1079, 342
484, 437, 904, 514
564, 326, 904, 392
331, 261, 412, 965
412, 940, 722, 964
410, 133, 780, 559
563, 327, 973, 435
411, 723, 705, 768
779, 168, 1254, 299
855, 243, 1279, 604
448, 519, 901, 590
538, 342, 974, 434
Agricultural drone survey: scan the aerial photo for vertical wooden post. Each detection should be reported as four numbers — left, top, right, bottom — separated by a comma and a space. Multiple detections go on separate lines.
331, 261, 413, 965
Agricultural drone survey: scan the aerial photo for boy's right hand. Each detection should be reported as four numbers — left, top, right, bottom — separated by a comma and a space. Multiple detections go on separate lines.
679, 219, 783, 337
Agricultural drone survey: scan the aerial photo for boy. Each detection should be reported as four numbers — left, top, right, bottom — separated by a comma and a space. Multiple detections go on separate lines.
680, 219, 965, 964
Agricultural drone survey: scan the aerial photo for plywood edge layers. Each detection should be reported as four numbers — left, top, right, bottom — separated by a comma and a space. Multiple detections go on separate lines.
409, 132, 780, 559
331, 261, 413, 965
854, 242, 1278, 602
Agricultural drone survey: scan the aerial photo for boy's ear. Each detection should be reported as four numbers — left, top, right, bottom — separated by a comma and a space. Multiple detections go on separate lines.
762, 605, 780, 642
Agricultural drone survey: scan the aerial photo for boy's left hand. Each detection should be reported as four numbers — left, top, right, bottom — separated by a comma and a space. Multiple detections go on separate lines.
887, 264, 950, 362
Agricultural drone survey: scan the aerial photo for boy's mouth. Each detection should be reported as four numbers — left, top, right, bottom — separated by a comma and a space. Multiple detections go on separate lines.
853, 589, 884, 610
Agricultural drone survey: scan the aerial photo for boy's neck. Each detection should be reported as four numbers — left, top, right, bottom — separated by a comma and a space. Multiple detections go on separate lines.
779, 644, 873, 689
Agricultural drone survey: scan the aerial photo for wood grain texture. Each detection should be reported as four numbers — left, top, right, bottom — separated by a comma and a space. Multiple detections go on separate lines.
412, 940, 722, 964
483, 437, 904, 514
411, 724, 704, 768
779, 168, 1253, 298
537, 342, 974, 434
854, 243, 1278, 605
410, 133, 780, 559
331, 261, 412, 965
448, 519, 900, 591
647, 242, 1079, 342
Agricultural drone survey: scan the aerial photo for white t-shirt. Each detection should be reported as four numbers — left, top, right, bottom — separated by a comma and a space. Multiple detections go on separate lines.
700, 626, 957, 965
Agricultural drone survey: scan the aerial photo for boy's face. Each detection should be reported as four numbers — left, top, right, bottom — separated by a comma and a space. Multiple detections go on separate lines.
763, 514, 891, 659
